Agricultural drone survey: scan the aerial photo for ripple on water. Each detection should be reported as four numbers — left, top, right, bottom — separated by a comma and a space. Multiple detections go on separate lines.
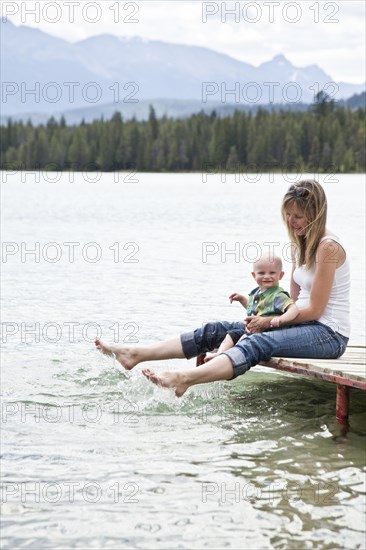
2, 175, 366, 549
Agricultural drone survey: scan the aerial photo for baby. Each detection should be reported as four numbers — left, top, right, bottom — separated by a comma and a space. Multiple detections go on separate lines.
204, 256, 299, 362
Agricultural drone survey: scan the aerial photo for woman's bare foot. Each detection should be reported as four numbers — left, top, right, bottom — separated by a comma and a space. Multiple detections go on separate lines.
95, 338, 139, 370
142, 368, 190, 397
204, 352, 219, 363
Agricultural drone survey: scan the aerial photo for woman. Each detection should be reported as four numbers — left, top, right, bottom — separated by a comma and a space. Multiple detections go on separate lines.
96, 180, 350, 397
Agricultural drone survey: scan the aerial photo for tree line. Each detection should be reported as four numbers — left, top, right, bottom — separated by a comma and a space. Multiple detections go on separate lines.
1, 101, 365, 173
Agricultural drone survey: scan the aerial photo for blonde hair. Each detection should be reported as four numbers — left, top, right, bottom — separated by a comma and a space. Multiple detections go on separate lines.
253, 256, 283, 272
281, 180, 327, 269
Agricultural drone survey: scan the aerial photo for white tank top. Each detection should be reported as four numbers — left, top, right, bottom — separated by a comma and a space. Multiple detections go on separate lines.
293, 236, 350, 337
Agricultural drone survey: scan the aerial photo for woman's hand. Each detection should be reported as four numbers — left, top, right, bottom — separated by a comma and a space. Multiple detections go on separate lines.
244, 316, 272, 333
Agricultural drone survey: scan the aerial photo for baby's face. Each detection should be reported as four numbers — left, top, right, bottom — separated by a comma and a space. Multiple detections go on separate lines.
252, 260, 283, 290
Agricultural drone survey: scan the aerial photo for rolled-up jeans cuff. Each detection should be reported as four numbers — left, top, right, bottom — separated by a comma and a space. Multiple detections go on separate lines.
222, 347, 250, 379
180, 331, 198, 359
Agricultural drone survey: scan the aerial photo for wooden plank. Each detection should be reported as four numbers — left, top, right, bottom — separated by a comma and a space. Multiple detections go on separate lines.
280, 363, 365, 373
338, 369, 366, 374
261, 360, 366, 380
258, 362, 366, 390
197, 347, 366, 391
263, 349, 365, 369
259, 346, 366, 390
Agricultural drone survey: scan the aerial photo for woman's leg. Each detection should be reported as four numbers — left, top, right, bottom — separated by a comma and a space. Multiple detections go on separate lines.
143, 354, 234, 397
226, 322, 348, 378
95, 337, 185, 370
142, 323, 348, 395
95, 320, 246, 370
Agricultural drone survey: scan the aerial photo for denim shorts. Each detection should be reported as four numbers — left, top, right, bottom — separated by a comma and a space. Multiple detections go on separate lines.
180, 320, 349, 379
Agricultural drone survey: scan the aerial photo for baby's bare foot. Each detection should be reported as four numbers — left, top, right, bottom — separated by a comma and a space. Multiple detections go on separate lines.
142, 368, 189, 397
95, 338, 138, 370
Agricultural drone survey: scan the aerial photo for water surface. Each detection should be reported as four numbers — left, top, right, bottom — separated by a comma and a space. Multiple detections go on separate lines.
1, 173, 365, 549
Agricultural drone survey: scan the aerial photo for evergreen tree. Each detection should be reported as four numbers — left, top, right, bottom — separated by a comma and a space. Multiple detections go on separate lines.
148, 106, 159, 140
226, 145, 239, 170
0, 104, 364, 173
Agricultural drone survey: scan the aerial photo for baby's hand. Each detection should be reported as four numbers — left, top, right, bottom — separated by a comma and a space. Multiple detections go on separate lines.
229, 292, 243, 303
270, 317, 281, 328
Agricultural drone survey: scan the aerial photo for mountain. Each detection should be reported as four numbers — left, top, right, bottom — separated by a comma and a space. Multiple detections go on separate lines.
1, 20, 365, 120
341, 91, 366, 109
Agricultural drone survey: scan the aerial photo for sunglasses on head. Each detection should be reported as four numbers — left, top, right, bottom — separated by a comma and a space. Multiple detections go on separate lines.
288, 185, 309, 197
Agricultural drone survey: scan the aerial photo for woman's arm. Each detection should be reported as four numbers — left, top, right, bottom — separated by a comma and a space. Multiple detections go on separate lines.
245, 303, 299, 332
270, 303, 299, 327
283, 239, 343, 324
290, 261, 301, 301
290, 242, 300, 301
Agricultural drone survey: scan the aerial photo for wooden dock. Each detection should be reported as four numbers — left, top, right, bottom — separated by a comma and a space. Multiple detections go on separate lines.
258, 346, 366, 424
197, 346, 366, 424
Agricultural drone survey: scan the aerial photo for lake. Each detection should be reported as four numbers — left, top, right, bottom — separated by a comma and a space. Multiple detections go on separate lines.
1, 172, 365, 549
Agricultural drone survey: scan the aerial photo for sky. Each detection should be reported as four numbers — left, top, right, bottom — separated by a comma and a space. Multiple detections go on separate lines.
2, 0, 365, 84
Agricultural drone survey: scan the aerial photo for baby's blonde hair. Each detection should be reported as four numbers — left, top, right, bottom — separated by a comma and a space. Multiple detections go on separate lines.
253, 255, 283, 272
